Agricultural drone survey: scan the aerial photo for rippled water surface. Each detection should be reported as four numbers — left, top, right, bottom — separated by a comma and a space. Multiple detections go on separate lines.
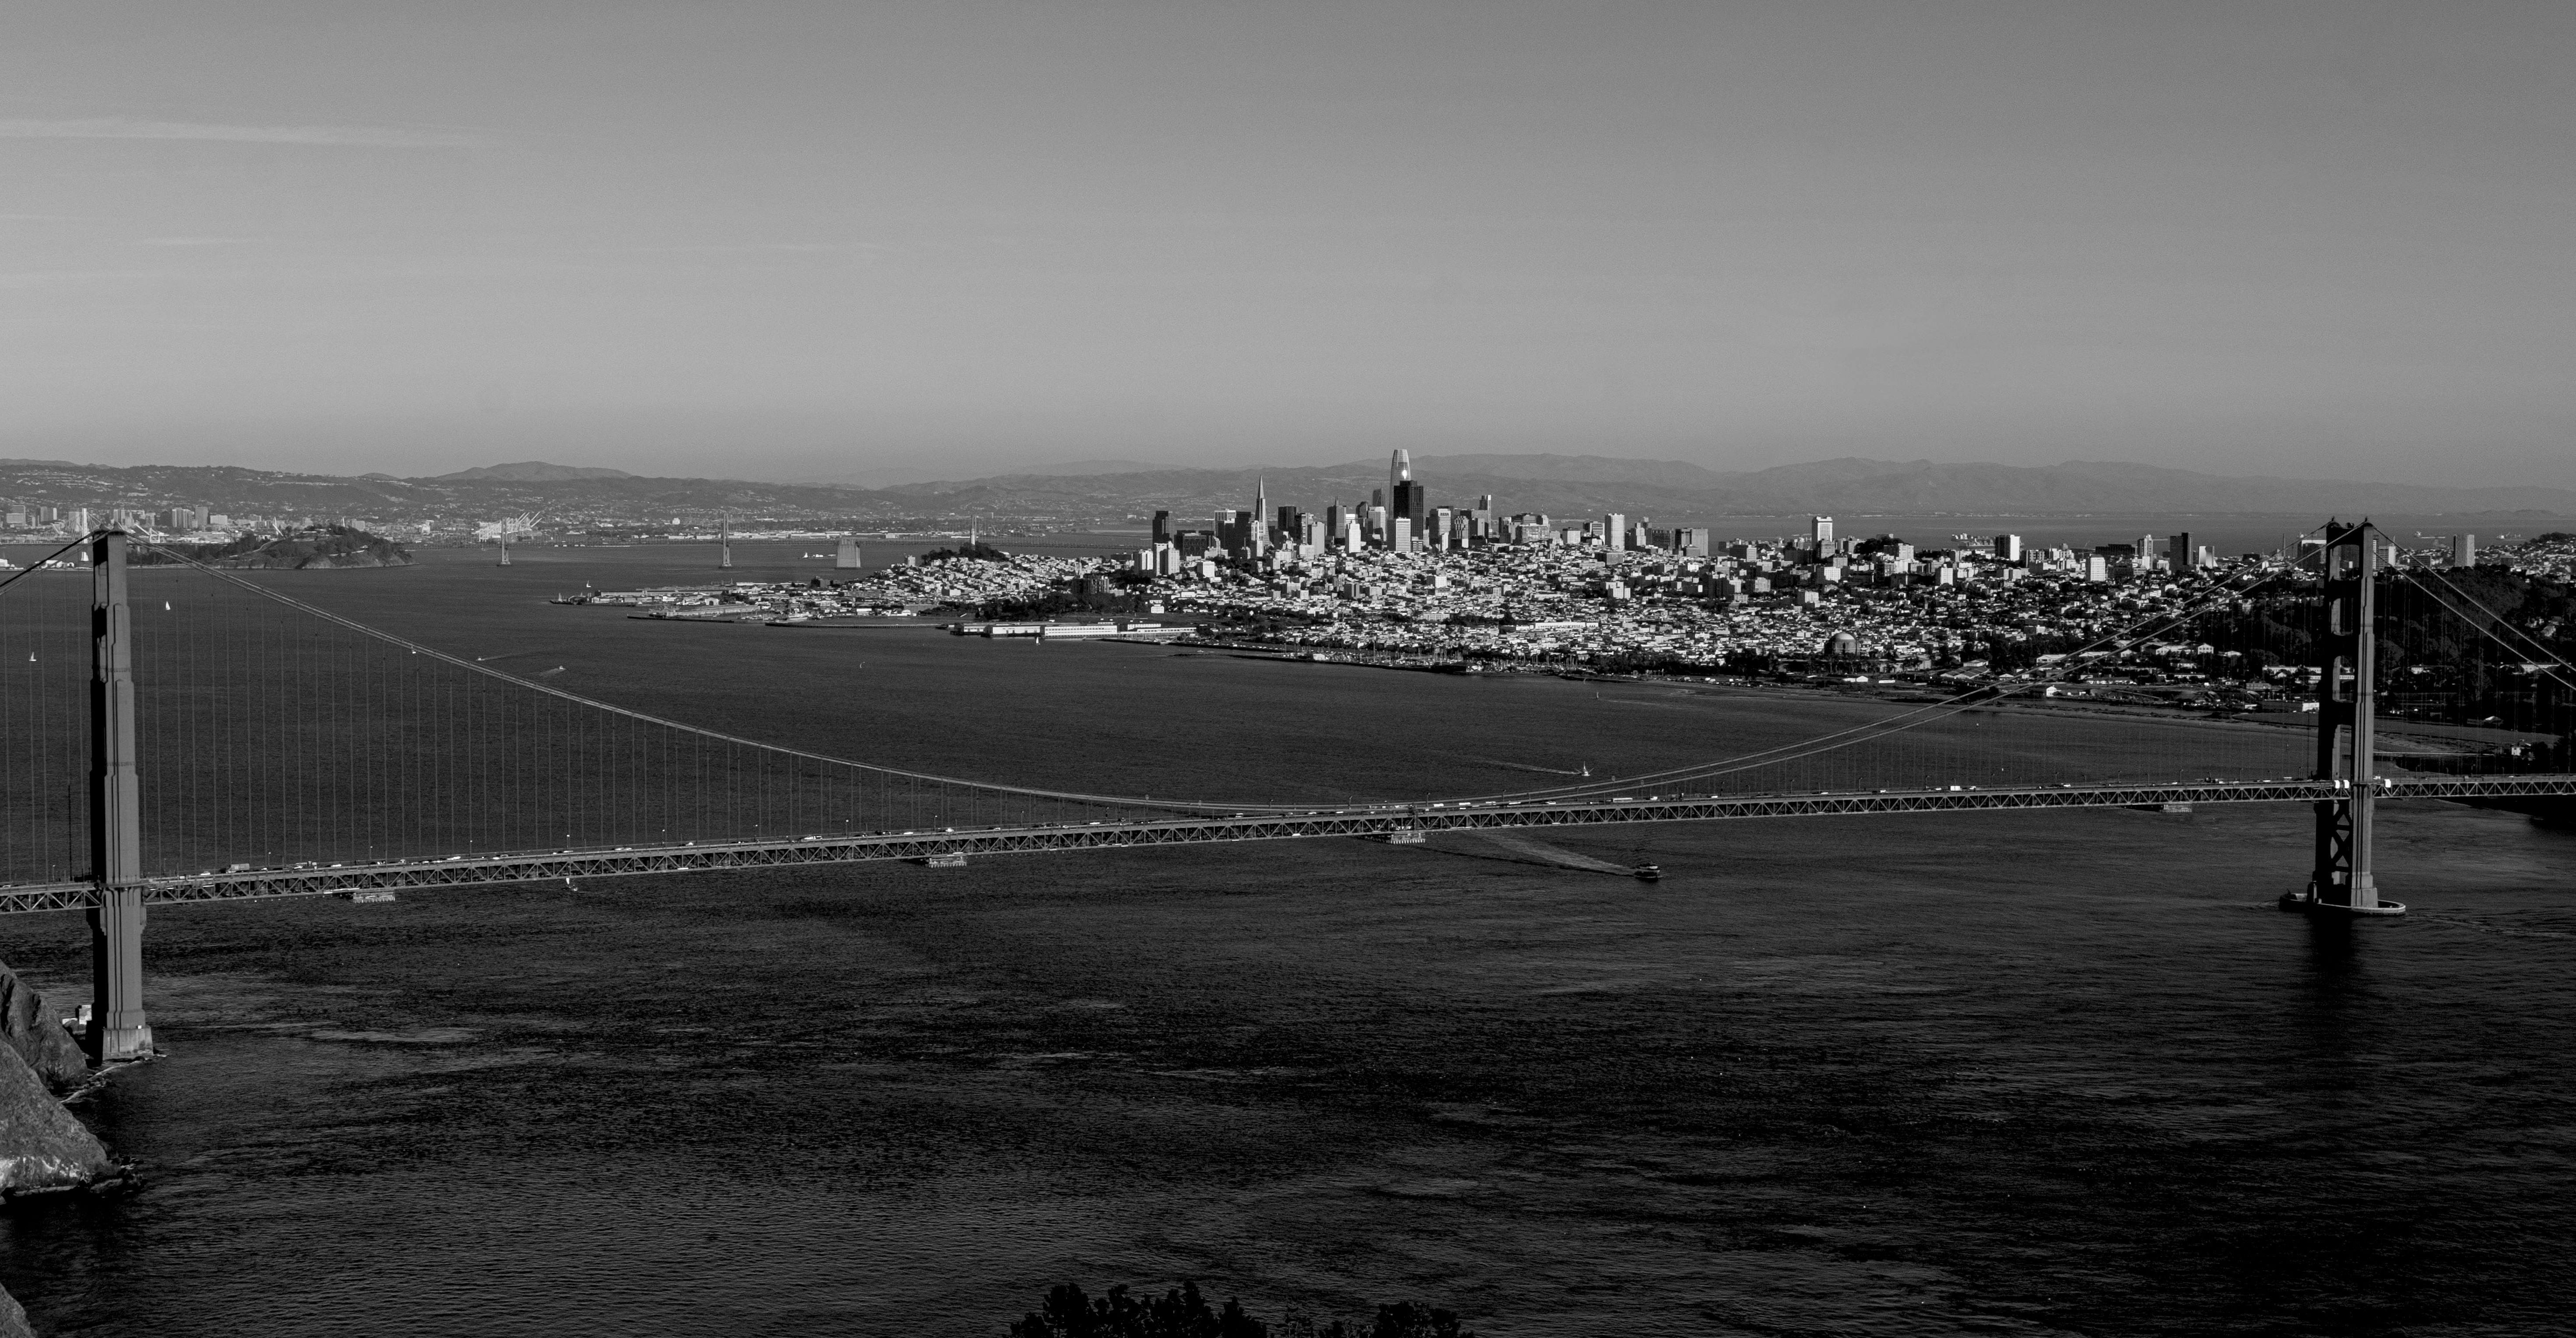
3, 544, 2571, 1336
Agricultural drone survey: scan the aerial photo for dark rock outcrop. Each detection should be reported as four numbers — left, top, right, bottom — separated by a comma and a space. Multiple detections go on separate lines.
0, 968, 115, 1334
0, 966, 89, 1094
0, 1040, 112, 1193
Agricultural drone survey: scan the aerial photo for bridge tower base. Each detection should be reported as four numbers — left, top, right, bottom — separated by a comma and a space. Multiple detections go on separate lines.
87, 891, 152, 1061
88, 530, 155, 1061
2301, 520, 2406, 917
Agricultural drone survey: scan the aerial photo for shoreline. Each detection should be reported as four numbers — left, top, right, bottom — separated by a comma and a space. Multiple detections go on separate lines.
582, 605, 2548, 761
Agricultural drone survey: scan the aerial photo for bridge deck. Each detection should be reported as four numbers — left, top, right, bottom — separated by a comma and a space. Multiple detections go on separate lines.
4, 775, 2569, 915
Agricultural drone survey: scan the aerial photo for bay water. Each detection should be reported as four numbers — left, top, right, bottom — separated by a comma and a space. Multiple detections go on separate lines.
0, 543, 2569, 1336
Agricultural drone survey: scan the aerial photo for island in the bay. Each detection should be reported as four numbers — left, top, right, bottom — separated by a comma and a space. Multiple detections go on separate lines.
136, 523, 413, 570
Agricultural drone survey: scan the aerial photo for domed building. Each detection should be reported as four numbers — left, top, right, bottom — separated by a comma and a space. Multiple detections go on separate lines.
1821, 631, 1861, 658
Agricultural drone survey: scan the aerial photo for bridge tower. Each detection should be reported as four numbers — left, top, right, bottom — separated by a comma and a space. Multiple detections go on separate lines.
2307, 520, 2402, 915
88, 530, 155, 1060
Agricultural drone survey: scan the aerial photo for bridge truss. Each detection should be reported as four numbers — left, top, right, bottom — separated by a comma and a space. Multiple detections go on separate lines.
0, 773, 2568, 918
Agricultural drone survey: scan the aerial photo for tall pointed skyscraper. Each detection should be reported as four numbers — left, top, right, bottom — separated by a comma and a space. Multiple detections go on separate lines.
1253, 477, 1270, 552
1387, 450, 1425, 551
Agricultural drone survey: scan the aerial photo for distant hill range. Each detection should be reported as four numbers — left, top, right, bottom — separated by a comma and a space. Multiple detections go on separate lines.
0, 457, 880, 518
3, 454, 2572, 524
427, 461, 638, 483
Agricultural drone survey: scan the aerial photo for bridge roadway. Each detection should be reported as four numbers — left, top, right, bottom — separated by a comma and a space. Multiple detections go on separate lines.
4, 774, 2570, 916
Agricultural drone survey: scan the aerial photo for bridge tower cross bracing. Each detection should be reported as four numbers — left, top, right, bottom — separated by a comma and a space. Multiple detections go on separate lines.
2308, 520, 2398, 914
88, 530, 154, 1061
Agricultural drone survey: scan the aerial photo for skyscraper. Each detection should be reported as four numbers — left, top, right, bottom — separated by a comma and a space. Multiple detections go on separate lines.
1812, 515, 1834, 550
1390, 478, 1425, 539
1152, 510, 1176, 544
2454, 534, 2477, 568
1252, 479, 1270, 553
1997, 533, 2024, 562
2167, 532, 2193, 571
1379, 450, 1426, 543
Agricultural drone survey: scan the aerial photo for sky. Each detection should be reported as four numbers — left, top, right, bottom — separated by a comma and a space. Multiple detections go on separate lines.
3, 1, 2571, 485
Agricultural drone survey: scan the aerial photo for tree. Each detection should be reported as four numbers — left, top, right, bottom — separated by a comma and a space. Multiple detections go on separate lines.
1010, 1284, 1473, 1338
923, 541, 1011, 562
1010, 1282, 1270, 1338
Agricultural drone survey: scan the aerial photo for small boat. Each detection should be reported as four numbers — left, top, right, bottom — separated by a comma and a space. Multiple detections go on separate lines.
917, 852, 969, 867
1632, 863, 1663, 882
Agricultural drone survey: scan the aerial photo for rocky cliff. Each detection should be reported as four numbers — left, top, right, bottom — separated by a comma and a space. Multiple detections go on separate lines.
0, 974, 111, 1194
0, 965, 120, 1334
0, 968, 91, 1096
0, 1041, 110, 1193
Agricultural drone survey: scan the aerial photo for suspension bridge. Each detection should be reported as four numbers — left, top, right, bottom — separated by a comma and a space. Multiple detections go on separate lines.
4, 522, 2572, 1064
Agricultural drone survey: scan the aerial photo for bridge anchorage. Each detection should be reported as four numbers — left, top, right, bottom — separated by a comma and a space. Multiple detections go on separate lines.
9, 519, 2573, 1069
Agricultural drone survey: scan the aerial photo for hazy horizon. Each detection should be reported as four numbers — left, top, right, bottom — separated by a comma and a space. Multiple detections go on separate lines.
21, 451, 2576, 512
6, 3, 2571, 486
